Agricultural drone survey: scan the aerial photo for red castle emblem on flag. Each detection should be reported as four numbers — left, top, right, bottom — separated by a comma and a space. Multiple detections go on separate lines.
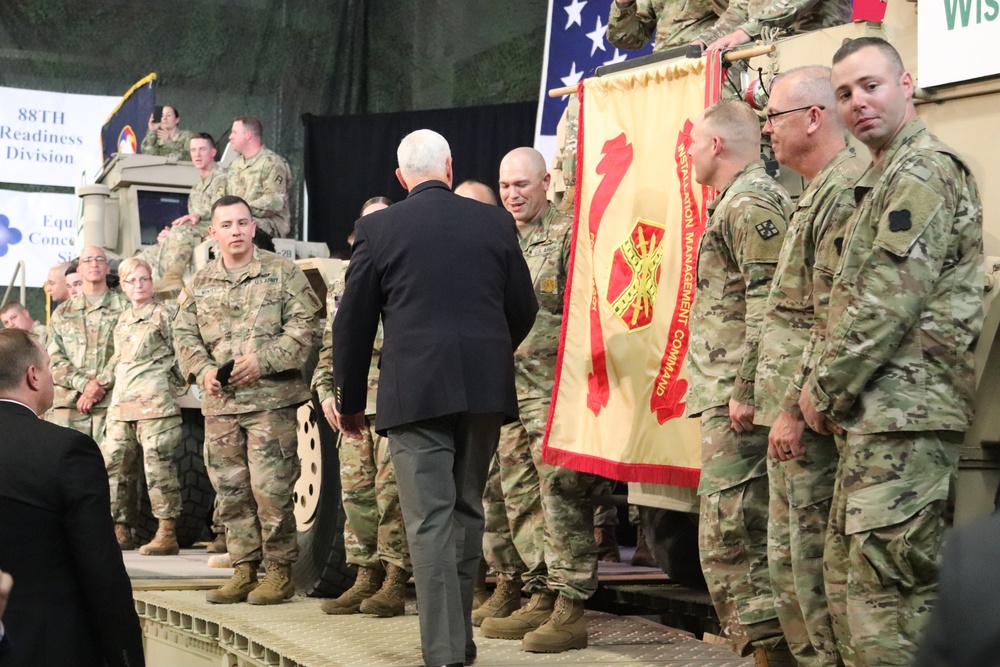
606, 219, 664, 331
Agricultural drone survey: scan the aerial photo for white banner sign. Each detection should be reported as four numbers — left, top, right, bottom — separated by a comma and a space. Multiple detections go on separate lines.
918, 0, 1000, 87
0, 87, 119, 187
0, 190, 78, 288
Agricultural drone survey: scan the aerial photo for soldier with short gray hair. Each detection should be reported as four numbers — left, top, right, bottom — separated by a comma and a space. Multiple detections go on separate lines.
801, 37, 984, 666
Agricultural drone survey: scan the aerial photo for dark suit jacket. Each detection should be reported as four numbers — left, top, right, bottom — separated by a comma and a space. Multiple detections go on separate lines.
914, 512, 1000, 667
332, 179, 538, 433
0, 400, 145, 667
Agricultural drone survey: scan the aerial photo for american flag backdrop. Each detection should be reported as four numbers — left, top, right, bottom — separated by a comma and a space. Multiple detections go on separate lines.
533, 0, 653, 164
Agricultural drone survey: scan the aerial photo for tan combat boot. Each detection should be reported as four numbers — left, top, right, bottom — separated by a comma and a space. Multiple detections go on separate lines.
205, 532, 227, 553
480, 590, 556, 640
472, 559, 490, 610
630, 525, 658, 567
359, 562, 409, 617
138, 519, 179, 556
471, 577, 522, 627
247, 561, 295, 605
754, 647, 796, 667
115, 523, 136, 551
320, 564, 384, 614
153, 265, 185, 293
206, 562, 259, 604
522, 594, 587, 652
595, 526, 621, 563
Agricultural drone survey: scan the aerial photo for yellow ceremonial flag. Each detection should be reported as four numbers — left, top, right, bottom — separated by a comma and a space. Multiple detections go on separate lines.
543, 55, 723, 487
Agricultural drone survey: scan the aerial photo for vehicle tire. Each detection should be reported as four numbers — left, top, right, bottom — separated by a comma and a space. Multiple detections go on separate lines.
134, 411, 215, 547
640, 505, 706, 589
291, 394, 354, 597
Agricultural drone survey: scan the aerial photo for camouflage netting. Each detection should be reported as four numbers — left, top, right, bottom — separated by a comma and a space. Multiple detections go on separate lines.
0, 0, 549, 316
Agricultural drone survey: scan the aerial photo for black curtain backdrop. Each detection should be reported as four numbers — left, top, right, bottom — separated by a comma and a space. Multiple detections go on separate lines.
303, 101, 536, 257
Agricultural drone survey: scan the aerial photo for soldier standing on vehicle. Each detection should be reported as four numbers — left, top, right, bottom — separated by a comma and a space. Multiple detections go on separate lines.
313, 196, 413, 618
1, 301, 47, 346
225, 116, 292, 239
799, 37, 983, 666
478, 147, 599, 654
685, 100, 792, 665
755, 66, 865, 667
148, 132, 228, 293
174, 195, 321, 605
141, 105, 194, 160
46, 247, 130, 544
104, 257, 186, 556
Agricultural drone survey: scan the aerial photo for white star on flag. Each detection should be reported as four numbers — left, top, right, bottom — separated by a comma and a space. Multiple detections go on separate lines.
585, 16, 608, 57
602, 48, 628, 66
564, 0, 587, 29
560, 61, 583, 98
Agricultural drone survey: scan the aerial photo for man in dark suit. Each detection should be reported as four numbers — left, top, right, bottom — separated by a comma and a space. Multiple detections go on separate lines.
0, 328, 144, 667
914, 512, 1000, 667
331, 129, 538, 667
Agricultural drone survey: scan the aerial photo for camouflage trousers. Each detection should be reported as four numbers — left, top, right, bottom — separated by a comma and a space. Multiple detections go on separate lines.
204, 408, 301, 566
47, 407, 108, 446
340, 417, 411, 571
767, 430, 840, 667
481, 453, 526, 582
140, 221, 210, 281
104, 415, 183, 522
824, 430, 961, 667
697, 407, 783, 656
592, 477, 618, 527
493, 396, 600, 600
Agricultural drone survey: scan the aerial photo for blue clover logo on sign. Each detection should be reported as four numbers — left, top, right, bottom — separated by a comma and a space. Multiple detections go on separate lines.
0, 214, 23, 257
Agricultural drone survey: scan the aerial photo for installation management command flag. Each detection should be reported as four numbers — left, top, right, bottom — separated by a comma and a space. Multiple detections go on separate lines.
100, 73, 156, 163
544, 54, 722, 487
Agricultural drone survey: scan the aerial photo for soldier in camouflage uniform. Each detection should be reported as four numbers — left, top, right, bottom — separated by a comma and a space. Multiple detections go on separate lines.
146, 133, 228, 292
46, 247, 131, 543
478, 148, 600, 654
313, 197, 412, 618
799, 38, 983, 667
607, 0, 727, 52
225, 116, 292, 238
104, 258, 186, 556
174, 195, 321, 605
141, 105, 194, 159
696, 0, 852, 50
0, 302, 47, 346
756, 67, 865, 667
684, 100, 791, 664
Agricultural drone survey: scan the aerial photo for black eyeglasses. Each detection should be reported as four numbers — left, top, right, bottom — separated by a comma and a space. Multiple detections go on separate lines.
764, 104, 825, 125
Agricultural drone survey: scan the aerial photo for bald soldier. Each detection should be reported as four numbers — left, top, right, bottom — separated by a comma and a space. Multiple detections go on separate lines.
756, 67, 865, 667
46, 247, 130, 546
800, 37, 983, 666
455, 179, 498, 205
478, 148, 600, 654
685, 100, 792, 665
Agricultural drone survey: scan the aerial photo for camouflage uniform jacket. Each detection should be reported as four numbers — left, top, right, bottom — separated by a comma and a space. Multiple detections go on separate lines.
805, 119, 983, 433
173, 248, 322, 416
30, 321, 47, 347
312, 282, 382, 416
697, 0, 852, 45
47, 290, 129, 409
108, 301, 185, 421
514, 203, 572, 401
141, 128, 195, 160
189, 164, 228, 224
607, 0, 727, 51
755, 147, 864, 426
686, 160, 791, 415
225, 146, 292, 238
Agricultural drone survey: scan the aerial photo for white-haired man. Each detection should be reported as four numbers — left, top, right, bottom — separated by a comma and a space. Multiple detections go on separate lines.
330, 129, 538, 667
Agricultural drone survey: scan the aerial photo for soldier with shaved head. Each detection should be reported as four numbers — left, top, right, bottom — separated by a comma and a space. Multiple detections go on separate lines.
685, 99, 792, 665
478, 147, 601, 654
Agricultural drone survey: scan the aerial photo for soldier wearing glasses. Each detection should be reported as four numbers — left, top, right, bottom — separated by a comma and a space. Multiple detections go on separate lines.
47, 247, 129, 544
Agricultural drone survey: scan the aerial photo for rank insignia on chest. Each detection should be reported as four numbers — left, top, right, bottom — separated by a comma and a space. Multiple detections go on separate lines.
540, 277, 558, 294
755, 220, 779, 240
